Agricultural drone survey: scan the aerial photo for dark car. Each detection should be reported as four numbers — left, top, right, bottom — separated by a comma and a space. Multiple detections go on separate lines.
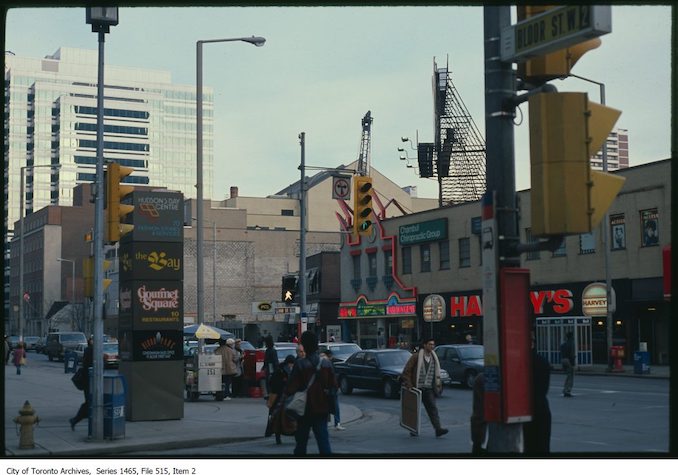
435, 344, 484, 388
334, 349, 412, 399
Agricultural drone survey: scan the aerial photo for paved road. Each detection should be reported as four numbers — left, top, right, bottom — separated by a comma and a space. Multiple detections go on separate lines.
137, 375, 670, 456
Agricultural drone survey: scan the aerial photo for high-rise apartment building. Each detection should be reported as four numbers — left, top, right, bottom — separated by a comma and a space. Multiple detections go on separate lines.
3, 47, 213, 314
591, 128, 629, 171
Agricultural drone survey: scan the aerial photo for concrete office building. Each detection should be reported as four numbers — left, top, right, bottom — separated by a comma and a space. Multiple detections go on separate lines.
592, 128, 629, 171
3, 47, 213, 317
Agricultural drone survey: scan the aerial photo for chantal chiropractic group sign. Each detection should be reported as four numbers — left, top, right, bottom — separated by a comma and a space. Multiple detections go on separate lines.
399, 218, 448, 246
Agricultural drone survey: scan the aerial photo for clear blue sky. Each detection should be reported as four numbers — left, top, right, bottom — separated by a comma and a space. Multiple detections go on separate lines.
5, 6, 672, 200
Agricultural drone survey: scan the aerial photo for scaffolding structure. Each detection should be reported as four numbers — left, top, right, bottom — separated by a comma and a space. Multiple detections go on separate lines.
432, 58, 487, 206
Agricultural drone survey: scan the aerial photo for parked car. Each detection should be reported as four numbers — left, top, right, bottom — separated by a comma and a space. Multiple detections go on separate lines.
435, 344, 484, 388
318, 342, 361, 363
334, 349, 412, 399
34, 337, 46, 354
274, 344, 299, 365
7, 336, 20, 350
45, 331, 88, 362
73, 343, 88, 361
21, 336, 40, 351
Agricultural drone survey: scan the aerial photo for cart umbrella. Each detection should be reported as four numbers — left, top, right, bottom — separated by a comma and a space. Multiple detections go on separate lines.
183, 323, 233, 340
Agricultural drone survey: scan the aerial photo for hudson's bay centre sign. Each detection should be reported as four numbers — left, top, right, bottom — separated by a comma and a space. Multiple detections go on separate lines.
399, 218, 448, 246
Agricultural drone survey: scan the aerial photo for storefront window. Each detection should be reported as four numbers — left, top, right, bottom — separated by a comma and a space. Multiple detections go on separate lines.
579, 231, 596, 254
358, 319, 379, 349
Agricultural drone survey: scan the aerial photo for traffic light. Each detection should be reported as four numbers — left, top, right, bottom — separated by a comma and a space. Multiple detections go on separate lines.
353, 176, 374, 236
529, 92, 626, 236
83, 256, 112, 298
517, 6, 602, 85
281, 275, 297, 303
105, 162, 135, 243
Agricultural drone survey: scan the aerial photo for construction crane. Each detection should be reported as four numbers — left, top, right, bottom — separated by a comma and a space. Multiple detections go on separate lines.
432, 57, 486, 206
357, 111, 373, 176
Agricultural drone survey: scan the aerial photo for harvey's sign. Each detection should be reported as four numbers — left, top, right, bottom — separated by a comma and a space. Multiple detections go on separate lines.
421, 283, 615, 318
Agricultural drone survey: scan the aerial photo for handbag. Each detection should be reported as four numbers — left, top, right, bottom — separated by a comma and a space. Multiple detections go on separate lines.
71, 367, 86, 390
19, 356, 26, 366
285, 360, 322, 418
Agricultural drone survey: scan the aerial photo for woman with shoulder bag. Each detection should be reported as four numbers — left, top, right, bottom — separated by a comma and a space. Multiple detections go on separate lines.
12, 342, 26, 375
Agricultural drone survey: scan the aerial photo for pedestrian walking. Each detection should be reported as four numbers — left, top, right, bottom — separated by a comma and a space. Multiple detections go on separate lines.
320, 349, 344, 430
285, 331, 337, 455
265, 354, 297, 444
263, 335, 278, 398
401, 337, 448, 437
561, 332, 575, 397
470, 372, 486, 454
215, 338, 237, 400
70, 338, 93, 430
523, 344, 552, 454
12, 341, 27, 375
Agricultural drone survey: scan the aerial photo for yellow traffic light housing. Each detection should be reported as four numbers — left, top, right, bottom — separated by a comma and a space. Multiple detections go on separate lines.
105, 163, 135, 243
83, 257, 112, 297
529, 92, 625, 236
353, 176, 374, 236
517, 6, 602, 85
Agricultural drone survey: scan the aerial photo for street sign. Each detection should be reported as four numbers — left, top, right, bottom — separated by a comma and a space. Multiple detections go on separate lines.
500, 5, 611, 62
332, 175, 351, 200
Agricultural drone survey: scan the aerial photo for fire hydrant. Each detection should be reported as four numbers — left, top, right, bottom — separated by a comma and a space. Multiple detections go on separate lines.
14, 400, 39, 449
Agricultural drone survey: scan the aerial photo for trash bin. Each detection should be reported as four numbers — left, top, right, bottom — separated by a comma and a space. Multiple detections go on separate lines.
103, 373, 126, 439
64, 350, 78, 373
633, 351, 650, 374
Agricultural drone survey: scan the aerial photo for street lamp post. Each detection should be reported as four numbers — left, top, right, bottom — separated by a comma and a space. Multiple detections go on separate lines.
18, 164, 60, 340
196, 35, 265, 330
192, 218, 218, 323
565, 74, 614, 367
86, 5, 118, 441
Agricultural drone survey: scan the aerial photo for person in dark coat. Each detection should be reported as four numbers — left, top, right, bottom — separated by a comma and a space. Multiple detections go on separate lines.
263, 335, 278, 398
470, 372, 487, 454
523, 337, 552, 454
561, 331, 575, 397
70, 338, 93, 430
285, 331, 337, 455
265, 354, 297, 444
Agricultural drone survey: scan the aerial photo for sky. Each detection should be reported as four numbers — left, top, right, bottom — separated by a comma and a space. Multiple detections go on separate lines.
4, 5, 672, 201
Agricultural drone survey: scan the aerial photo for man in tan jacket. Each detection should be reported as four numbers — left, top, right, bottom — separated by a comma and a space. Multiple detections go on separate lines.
215, 338, 237, 400
401, 337, 448, 437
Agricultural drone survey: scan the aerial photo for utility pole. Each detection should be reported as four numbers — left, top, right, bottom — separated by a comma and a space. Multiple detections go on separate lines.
298, 132, 307, 336
483, 5, 522, 452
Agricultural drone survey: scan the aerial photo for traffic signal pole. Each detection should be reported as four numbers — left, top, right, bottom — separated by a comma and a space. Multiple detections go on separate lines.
91, 27, 106, 441
298, 132, 307, 336
483, 5, 522, 452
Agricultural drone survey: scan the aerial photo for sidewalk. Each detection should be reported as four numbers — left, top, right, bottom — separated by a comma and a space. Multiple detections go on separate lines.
559, 363, 669, 379
4, 371, 362, 457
